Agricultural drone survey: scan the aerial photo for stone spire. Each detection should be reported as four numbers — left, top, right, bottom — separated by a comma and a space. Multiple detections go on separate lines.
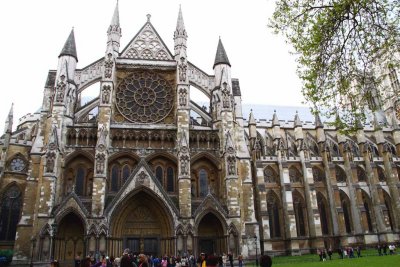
272, 110, 279, 126
249, 109, 256, 125
294, 111, 302, 128
315, 112, 323, 128
59, 29, 78, 61
213, 38, 231, 69
107, 1, 122, 54
175, 5, 186, 37
110, 1, 120, 26
4, 103, 13, 134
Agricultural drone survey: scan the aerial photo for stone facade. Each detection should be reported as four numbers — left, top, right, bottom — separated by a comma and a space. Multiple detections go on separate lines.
0, 4, 400, 266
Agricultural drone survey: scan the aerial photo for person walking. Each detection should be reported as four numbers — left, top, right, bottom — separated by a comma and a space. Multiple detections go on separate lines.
237, 255, 243, 267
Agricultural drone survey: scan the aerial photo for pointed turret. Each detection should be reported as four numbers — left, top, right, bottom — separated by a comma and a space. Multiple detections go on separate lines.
107, 1, 122, 54
59, 29, 78, 61
213, 38, 231, 69
4, 103, 13, 134
272, 110, 279, 126
315, 112, 323, 128
174, 5, 188, 58
248, 109, 257, 142
272, 110, 281, 140
294, 111, 302, 128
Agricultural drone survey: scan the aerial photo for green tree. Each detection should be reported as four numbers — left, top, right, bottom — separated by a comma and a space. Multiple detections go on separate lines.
269, 0, 400, 130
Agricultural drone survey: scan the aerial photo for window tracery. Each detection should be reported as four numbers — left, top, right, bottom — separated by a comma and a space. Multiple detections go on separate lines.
115, 71, 174, 123
264, 166, 278, 183
0, 186, 22, 240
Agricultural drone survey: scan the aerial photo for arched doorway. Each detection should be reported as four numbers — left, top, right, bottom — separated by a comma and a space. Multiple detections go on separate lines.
55, 212, 85, 266
110, 190, 174, 257
197, 213, 225, 255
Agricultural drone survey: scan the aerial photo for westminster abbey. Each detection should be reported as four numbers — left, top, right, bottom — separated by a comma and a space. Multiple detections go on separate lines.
0, 3, 399, 266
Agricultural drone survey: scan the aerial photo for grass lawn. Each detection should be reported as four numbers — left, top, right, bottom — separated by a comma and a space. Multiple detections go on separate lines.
245, 251, 399, 267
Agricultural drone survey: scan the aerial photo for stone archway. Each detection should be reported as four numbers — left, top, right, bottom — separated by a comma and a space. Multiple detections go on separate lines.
110, 190, 174, 257
197, 213, 226, 255
54, 212, 85, 266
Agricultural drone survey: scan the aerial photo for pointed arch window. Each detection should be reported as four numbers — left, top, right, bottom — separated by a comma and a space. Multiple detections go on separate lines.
111, 165, 119, 192
0, 186, 22, 240
293, 196, 306, 237
267, 196, 281, 238
156, 166, 163, 184
335, 166, 347, 183
342, 201, 352, 233
317, 194, 329, 235
122, 165, 131, 184
264, 166, 278, 183
75, 167, 85, 196
289, 167, 302, 183
199, 169, 208, 197
167, 167, 174, 192
377, 166, 386, 182
312, 167, 325, 183
363, 201, 373, 232
357, 166, 367, 182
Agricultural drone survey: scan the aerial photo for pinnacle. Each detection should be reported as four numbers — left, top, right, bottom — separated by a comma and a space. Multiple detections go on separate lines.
249, 109, 256, 125
294, 111, 302, 127
110, 1, 120, 26
59, 29, 78, 61
272, 110, 280, 126
213, 38, 231, 69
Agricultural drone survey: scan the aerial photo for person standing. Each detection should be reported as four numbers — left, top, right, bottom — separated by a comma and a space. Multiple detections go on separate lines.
138, 254, 149, 267
237, 255, 243, 267
222, 253, 227, 267
196, 253, 206, 267
228, 252, 233, 267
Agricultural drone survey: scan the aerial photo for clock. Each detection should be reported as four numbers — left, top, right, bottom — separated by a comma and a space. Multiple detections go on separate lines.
10, 158, 26, 172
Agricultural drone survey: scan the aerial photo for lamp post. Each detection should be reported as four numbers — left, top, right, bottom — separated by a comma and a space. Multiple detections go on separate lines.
30, 237, 36, 267
254, 236, 258, 267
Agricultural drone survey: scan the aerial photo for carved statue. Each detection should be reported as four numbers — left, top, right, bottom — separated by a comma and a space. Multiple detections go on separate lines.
102, 85, 111, 104
95, 153, 106, 174
178, 57, 187, 82
55, 75, 66, 103
180, 155, 189, 176
104, 53, 114, 79
46, 151, 56, 173
179, 88, 187, 107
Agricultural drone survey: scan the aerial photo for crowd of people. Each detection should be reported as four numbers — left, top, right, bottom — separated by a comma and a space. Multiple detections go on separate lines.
377, 243, 397, 256
71, 250, 273, 267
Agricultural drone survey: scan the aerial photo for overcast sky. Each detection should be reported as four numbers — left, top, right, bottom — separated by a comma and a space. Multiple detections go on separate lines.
0, 0, 306, 133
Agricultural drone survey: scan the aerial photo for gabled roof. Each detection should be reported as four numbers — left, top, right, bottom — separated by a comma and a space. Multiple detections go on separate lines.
120, 15, 174, 61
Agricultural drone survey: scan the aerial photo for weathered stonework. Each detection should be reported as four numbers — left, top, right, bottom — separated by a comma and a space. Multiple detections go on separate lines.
0, 4, 399, 267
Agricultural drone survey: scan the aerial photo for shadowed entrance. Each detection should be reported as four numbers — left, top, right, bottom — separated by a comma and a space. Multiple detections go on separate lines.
197, 213, 225, 255
110, 190, 174, 257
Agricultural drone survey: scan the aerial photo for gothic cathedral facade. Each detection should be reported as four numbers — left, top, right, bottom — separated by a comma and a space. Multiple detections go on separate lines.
0, 4, 400, 266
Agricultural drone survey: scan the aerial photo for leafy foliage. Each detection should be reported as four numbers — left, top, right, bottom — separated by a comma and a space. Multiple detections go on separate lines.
269, 0, 400, 131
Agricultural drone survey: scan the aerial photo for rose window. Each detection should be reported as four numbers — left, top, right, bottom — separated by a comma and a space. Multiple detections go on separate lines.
116, 71, 174, 123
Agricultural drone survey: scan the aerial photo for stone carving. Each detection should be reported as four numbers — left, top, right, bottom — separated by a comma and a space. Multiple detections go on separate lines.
222, 82, 230, 109
179, 88, 187, 107
227, 155, 236, 176
121, 24, 173, 61
178, 57, 187, 82
180, 155, 190, 176
104, 53, 114, 79
95, 153, 106, 174
55, 75, 66, 103
136, 171, 148, 186
46, 151, 56, 173
115, 71, 174, 123
97, 125, 108, 152
102, 85, 111, 104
